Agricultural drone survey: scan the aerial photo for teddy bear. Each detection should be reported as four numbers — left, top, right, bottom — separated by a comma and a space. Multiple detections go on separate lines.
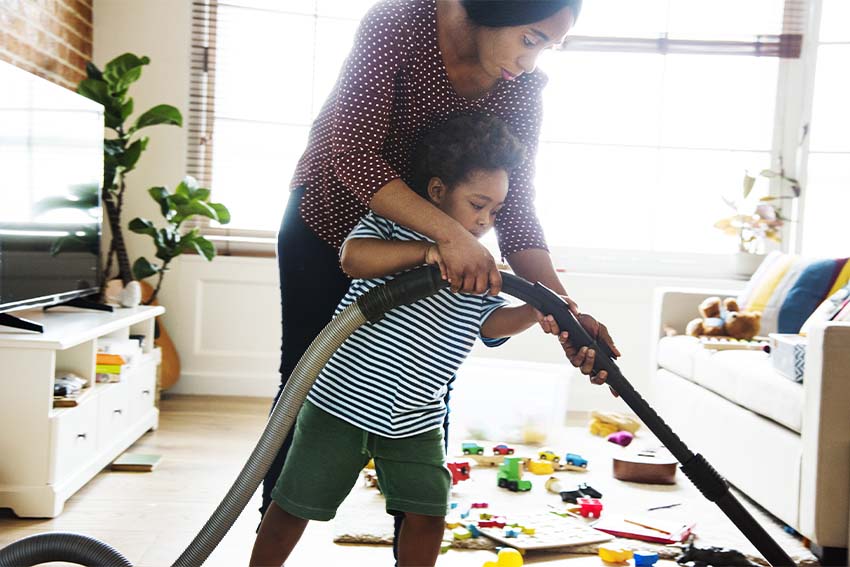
685, 296, 762, 340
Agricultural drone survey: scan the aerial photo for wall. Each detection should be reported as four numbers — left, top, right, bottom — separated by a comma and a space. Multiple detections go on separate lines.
0, 0, 93, 89
91, 0, 747, 413
91, 0, 192, 301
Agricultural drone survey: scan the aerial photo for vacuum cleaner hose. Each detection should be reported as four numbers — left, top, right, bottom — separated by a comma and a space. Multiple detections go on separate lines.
0, 266, 793, 567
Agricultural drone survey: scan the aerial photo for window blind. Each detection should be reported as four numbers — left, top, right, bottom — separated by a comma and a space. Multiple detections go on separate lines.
187, 0, 809, 257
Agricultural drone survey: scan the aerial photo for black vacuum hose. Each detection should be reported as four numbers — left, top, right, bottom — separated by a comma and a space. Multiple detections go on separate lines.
0, 266, 794, 566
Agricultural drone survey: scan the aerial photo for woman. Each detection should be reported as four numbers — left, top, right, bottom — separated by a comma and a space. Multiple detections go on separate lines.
264, 0, 619, 558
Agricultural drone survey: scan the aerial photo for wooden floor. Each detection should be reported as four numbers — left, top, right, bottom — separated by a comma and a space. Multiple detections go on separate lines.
0, 395, 674, 566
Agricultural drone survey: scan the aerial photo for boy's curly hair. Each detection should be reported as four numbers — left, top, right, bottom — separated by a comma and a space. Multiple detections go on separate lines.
409, 114, 526, 200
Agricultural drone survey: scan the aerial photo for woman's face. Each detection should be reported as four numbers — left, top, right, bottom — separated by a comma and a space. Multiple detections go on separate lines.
428, 169, 509, 238
474, 7, 575, 81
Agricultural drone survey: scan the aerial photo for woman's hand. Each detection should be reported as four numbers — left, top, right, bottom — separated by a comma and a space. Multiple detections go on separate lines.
557, 311, 621, 397
536, 295, 621, 397
436, 227, 501, 295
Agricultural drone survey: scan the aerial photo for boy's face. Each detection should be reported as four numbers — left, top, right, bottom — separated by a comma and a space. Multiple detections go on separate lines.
428, 169, 509, 238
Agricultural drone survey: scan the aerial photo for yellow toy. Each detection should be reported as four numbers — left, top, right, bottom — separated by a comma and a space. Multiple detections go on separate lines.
483, 547, 524, 567
452, 526, 472, 540
598, 545, 633, 563
538, 448, 560, 462
590, 410, 641, 436
526, 459, 555, 475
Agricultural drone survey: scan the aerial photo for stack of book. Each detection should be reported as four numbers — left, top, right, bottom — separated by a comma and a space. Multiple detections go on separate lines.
96, 353, 126, 383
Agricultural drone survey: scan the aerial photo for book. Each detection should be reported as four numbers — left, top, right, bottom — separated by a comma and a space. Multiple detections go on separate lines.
95, 353, 126, 366
111, 453, 162, 472
592, 514, 694, 544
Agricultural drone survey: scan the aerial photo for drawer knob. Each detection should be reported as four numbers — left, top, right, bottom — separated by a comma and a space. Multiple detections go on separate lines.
76, 433, 87, 440
142, 389, 151, 395
113, 409, 123, 415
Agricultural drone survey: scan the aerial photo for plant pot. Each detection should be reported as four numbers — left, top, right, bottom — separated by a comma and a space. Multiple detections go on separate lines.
735, 252, 766, 278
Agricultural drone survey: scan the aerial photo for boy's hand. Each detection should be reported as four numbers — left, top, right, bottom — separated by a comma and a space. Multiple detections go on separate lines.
539, 296, 622, 398
425, 244, 448, 281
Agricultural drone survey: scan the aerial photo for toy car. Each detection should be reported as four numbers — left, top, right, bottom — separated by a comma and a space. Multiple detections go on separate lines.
462, 442, 484, 455
538, 449, 560, 462
492, 443, 515, 455
565, 452, 588, 468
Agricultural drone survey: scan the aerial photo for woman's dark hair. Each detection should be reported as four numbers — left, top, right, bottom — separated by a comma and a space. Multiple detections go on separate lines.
409, 114, 526, 200
461, 0, 582, 27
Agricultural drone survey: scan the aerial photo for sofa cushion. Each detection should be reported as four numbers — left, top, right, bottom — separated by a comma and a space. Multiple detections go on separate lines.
656, 335, 702, 380
778, 258, 845, 333
658, 335, 803, 432
691, 348, 803, 433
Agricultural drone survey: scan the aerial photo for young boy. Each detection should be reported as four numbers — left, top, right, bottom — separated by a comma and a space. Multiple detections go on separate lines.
250, 114, 564, 567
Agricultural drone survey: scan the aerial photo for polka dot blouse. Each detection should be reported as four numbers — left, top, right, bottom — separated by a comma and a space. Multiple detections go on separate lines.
292, 0, 549, 256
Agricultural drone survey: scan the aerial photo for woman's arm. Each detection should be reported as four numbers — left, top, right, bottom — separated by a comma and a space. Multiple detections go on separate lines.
340, 238, 432, 279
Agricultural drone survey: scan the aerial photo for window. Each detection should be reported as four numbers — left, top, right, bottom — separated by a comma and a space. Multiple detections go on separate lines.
190, 0, 810, 274
800, 0, 850, 258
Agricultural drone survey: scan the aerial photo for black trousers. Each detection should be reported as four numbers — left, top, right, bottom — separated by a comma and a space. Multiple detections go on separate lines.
262, 187, 452, 561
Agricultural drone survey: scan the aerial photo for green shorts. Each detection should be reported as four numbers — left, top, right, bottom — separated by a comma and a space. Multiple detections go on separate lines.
271, 400, 451, 521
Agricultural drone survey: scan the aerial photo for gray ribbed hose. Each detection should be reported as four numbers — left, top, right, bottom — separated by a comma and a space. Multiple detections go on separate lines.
0, 266, 446, 567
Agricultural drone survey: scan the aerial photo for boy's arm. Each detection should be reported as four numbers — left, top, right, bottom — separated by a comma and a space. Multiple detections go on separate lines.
481, 304, 541, 339
340, 238, 433, 279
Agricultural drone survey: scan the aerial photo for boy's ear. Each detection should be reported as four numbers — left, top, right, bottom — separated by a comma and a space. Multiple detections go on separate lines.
427, 177, 447, 204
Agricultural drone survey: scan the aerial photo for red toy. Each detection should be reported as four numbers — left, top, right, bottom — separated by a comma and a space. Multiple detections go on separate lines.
492, 443, 515, 455
447, 461, 471, 486
577, 497, 603, 518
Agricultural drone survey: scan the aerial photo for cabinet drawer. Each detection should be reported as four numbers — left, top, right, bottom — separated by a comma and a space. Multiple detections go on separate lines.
51, 398, 98, 483
97, 382, 129, 450
127, 359, 156, 424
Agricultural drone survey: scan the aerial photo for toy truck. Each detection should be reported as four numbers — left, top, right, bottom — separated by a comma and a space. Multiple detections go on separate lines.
497, 457, 532, 492
565, 452, 588, 468
492, 443, 515, 455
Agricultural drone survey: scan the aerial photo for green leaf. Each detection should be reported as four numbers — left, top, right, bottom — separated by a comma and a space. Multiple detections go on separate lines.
77, 78, 111, 106
147, 186, 171, 217
120, 137, 145, 171
760, 169, 778, 178
186, 200, 217, 219
742, 173, 756, 199
132, 257, 159, 280
103, 138, 125, 157
192, 237, 216, 261
193, 188, 211, 201
209, 202, 231, 224
132, 104, 183, 132
121, 98, 134, 121
128, 217, 158, 236
103, 53, 150, 92
85, 61, 103, 81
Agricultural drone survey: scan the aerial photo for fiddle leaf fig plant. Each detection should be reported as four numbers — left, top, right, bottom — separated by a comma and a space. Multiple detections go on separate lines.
130, 176, 231, 304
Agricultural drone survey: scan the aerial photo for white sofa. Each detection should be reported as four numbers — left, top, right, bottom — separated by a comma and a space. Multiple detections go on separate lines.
651, 287, 850, 564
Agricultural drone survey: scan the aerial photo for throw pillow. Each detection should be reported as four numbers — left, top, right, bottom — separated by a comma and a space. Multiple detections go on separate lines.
777, 258, 847, 333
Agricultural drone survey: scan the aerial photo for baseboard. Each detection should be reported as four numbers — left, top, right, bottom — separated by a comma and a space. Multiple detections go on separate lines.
165, 370, 279, 397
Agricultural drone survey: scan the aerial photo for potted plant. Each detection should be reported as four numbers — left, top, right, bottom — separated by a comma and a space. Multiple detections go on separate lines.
714, 163, 801, 275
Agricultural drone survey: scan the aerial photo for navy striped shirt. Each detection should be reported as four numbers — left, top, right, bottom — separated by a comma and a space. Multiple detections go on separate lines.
307, 213, 509, 438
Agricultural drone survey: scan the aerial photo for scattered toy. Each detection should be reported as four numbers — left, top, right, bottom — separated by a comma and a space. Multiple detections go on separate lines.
503, 526, 522, 538
577, 497, 603, 518
526, 459, 555, 475
497, 457, 532, 492
482, 547, 524, 567
592, 410, 641, 433
675, 543, 760, 566
607, 430, 634, 447
577, 482, 602, 498
634, 550, 659, 566
471, 502, 489, 509
447, 461, 471, 485
589, 418, 619, 437
452, 526, 472, 540
564, 452, 588, 468
598, 545, 633, 563
492, 443, 515, 455
538, 448, 560, 462
467, 523, 481, 538
440, 539, 452, 554
462, 442, 485, 455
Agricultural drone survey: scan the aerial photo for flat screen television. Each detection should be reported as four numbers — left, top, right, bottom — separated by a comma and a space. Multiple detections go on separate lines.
0, 61, 104, 323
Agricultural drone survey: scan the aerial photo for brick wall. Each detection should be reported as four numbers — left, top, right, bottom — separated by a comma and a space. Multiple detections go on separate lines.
0, 0, 93, 90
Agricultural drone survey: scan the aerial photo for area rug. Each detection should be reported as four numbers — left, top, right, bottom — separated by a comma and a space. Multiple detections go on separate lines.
332, 426, 818, 565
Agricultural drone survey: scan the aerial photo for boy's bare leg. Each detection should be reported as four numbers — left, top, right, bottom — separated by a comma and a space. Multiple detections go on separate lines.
397, 512, 445, 567
249, 502, 309, 567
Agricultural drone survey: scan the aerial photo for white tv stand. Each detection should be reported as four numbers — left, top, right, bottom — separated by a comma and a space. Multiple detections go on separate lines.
0, 305, 164, 517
